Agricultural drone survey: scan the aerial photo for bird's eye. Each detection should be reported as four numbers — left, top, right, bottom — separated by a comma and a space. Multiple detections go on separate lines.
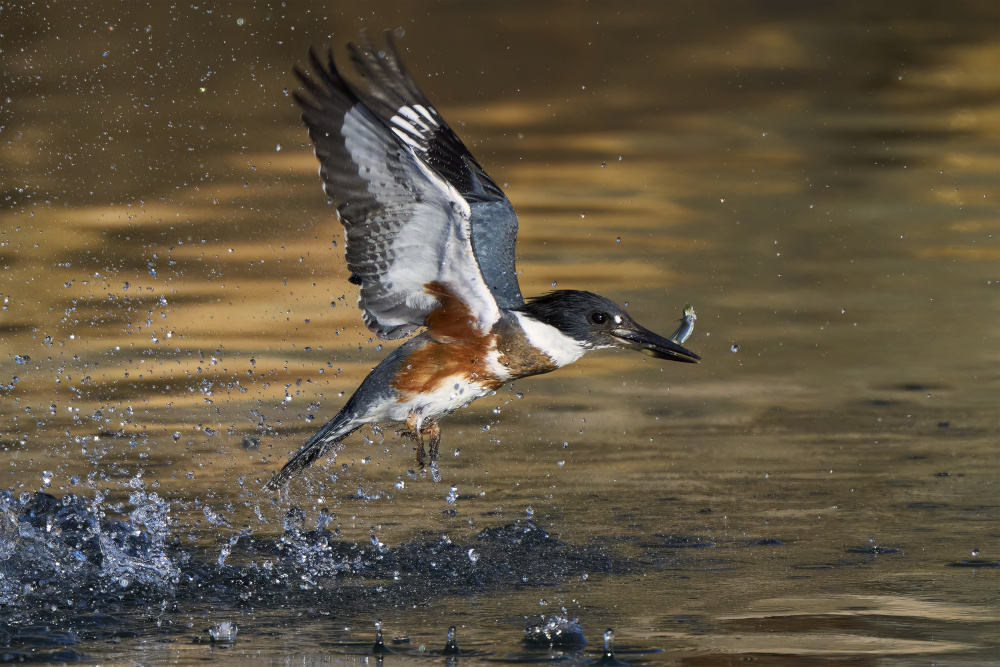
589, 311, 609, 325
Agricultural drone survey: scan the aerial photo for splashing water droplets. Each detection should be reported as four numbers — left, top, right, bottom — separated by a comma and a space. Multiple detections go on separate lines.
208, 621, 238, 642
443, 625, 460, 654
372, 619, 390, 653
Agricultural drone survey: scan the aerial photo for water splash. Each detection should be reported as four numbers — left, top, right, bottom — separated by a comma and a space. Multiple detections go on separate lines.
0, 491, 179, 606
443, 625, 460, 655
523, 615, 586, 648
597, 627, 628, 665
208, 621, 238, 642
372, 618, 391, 654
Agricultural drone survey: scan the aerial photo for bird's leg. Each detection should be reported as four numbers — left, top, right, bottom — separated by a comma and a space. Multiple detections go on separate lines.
400, 414, 428, 469
415, 433, 427, 469
422, 422, 441, 463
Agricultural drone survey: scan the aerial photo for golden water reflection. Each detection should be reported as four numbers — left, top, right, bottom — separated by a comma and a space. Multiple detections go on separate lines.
1, 1, 998, 663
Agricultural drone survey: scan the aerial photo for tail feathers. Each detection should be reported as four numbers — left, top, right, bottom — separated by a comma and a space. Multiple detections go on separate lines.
263, 414, 360, 491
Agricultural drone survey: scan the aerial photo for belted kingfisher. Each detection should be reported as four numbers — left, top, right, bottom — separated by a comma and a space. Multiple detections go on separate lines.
264, 32, 700, 490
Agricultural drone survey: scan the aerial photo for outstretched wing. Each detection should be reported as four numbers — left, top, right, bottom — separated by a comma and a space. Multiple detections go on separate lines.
344, 32, 524, 309
295, 46, 501, 339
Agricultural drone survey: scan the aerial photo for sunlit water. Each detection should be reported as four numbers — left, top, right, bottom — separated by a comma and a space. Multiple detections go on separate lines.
2, 2, 998, 663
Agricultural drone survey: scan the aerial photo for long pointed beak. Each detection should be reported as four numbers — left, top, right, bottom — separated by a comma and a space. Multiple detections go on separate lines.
612, 325, 701, 363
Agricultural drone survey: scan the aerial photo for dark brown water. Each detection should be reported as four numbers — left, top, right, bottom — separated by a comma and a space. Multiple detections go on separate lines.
2, 1, 998, 663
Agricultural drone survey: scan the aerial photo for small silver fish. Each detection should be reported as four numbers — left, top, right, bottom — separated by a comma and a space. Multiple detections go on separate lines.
668, 304, 696, 345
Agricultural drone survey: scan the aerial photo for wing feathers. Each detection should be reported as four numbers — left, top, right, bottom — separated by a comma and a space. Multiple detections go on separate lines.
342, 33, 524, 309
347, 32, 503, 201
295, 43, 501, 338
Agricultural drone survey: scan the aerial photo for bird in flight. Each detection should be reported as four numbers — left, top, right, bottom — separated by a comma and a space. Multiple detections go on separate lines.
265, 32, 700, 490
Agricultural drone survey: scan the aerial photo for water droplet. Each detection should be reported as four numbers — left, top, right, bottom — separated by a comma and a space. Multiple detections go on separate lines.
443, 626, 460, 655
602, 628, 617, 661
731, 343, 740, 353
526, 506, 534, 518
551, 280, 558, 287
446, 486, 458, 504
972, 548, 980, 557
467, 548, 479, 563
372, 619, 390, 653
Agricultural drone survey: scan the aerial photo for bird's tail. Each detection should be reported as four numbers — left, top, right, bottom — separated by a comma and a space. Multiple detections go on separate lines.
263, 411, 360, 491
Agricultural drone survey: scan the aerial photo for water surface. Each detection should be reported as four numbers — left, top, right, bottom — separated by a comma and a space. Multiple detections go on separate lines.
2, 1, 998, 663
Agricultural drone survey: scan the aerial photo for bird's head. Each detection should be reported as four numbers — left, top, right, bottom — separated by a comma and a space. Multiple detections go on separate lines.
518, 290, 701, 363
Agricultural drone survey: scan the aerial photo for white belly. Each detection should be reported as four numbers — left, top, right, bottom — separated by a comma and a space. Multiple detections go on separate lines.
376, 340, 512, 430
387, 374, 494, 427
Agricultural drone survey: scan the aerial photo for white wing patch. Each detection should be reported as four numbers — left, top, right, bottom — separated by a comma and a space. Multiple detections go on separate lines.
411, 104, 437, 123
391, 126, 423, 150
